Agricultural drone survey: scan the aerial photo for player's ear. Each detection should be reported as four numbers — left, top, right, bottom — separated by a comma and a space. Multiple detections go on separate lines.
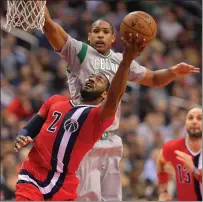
88, 32, 91, 41
101, 91, 108, 99
111, 34, 116, 44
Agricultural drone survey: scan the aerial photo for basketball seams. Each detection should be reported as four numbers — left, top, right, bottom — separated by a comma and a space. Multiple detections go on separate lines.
121, 21, 154, 39
131, 13, 156, 36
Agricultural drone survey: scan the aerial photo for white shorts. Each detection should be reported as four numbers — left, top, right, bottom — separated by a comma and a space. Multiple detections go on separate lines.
76, 133, 123, 201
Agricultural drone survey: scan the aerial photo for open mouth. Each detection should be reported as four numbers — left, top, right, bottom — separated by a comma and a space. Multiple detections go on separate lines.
96, 41, 105, 47
85, 82, 93, 88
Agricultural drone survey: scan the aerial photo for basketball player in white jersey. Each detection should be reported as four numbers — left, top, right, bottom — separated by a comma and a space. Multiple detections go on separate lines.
42, 7, 200, 201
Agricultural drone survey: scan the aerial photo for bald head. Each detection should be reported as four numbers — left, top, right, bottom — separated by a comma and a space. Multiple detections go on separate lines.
185, 107, 202, 138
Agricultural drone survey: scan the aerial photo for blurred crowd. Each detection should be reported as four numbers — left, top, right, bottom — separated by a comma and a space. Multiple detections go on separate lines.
0, 1, 202, 201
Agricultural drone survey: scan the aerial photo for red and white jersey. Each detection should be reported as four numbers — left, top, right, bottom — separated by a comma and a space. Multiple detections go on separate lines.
18, 95, 114, 199
163, 137, 202, 201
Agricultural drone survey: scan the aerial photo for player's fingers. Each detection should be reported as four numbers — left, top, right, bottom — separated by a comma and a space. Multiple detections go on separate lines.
175, 150, 191, 159
27, 136, 33, 142
121, 37, 130, 47
176, 156, 185, 162
190, 69, 200, 73
175, 151, 188, 161
14, 146, 18, 152
135, 33, 139, 42
16, 137, 26, 145
14, 142, 22, 151
128, 33, 133, 43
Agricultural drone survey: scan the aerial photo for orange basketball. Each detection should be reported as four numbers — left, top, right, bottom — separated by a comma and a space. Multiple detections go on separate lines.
120, 11, 157, 44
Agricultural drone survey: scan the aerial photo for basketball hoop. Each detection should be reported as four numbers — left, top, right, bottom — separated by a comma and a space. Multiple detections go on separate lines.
3, 0, 46, 32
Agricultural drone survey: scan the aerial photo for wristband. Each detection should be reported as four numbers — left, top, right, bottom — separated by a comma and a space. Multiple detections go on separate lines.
157, 172, 169, 184
192, 167, 197, 175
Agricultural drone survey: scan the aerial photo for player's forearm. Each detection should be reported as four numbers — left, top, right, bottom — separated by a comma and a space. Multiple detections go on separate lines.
108, 58, 132, 103
100, 58, 132, 121
152, 68, 177, 87
157, 154, 170, 193
18, 113, 45, 139
43, 7, 68, 51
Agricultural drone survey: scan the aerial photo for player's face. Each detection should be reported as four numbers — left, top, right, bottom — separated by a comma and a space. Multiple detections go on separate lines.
80, 73, 109, 101
88, 20, 116, 55
185, 108, 202, 137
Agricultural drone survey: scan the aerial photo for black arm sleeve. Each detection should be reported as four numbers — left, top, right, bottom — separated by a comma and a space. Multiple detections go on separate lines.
17, 114, 45, 139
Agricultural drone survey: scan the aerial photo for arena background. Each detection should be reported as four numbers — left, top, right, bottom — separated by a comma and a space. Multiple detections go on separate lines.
0, 0, 202, 200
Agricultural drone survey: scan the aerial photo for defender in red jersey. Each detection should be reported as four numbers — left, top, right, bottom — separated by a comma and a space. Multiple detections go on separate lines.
14, 34, 145, 201
157, 108, 202, 201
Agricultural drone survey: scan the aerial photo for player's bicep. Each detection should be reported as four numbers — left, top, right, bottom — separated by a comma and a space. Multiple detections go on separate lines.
56, 35, 88, 74
99, 98, 118, 122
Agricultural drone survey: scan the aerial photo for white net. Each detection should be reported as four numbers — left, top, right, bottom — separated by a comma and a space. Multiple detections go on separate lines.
4, 0, 46, 32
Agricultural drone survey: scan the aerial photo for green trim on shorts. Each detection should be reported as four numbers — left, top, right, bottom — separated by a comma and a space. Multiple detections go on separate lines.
100, 132, 108, 140
66, 65, 71, 73
77, 43, 88, 64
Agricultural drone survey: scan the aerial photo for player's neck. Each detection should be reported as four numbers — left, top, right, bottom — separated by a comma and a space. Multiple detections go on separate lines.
103, 50, 111, 56
97, 49, 111, 56
187, 135, 202, 153
80, 97, 102, 106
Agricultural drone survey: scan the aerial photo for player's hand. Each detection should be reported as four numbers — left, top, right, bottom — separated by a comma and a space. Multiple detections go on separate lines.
170, 63, 200, 76
175, 150, 195, 173
121, 33, 146, 60
158, 192, 172, 201
14, 135, 33, 152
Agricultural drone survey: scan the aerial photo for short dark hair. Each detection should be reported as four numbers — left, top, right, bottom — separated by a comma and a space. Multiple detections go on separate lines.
90, 19, 115, 34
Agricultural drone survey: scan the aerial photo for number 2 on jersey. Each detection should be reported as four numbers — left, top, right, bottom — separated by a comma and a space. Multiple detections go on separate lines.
47, 111, 62, 132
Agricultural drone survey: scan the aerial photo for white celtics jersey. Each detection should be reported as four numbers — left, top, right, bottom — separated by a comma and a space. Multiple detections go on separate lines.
57, 34, 146, 131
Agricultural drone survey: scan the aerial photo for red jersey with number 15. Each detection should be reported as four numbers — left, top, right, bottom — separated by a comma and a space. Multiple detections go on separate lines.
18, 95, 114, 200
163, 138, 202, 201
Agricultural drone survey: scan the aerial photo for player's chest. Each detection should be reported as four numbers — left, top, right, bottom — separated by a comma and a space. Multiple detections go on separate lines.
83, 54, 119, 74
45, 104, 92, 135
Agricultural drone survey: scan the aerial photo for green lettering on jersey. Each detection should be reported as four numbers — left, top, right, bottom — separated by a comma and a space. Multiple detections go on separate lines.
77, 43, 88, 64
66, 65, 71, 73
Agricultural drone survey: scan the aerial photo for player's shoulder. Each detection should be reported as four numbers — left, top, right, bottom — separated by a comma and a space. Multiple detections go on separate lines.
111, 50, 142, 66
49, 94, 69, 103
164, 138, 185, 151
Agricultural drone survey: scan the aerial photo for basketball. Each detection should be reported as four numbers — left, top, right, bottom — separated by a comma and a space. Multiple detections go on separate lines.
120, 11, 157, 44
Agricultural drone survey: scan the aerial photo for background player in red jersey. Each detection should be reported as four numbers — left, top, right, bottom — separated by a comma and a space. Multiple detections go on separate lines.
13, 33, 145, 201
156, 108, 202, 201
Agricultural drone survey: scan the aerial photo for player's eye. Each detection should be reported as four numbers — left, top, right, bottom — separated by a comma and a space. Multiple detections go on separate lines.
93, 29, 99, 33
96, 76, 104, 83
104, 30, 110, 34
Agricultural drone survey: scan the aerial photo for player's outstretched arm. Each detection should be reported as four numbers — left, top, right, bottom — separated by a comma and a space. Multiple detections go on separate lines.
100, 33, 145, 122
156, 149, 172, 201
138, 62, 200, 87
43, 7, 68, 51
